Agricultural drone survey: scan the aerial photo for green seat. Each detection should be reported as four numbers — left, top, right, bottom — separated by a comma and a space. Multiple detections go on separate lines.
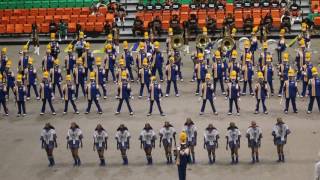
32, 1, 42, 8
42, 1, 50, 8
0, 2, 7, 9
83, 0, 92, 7
7, 2, 16, 9
24, 1, 33, 9
50, 0, 59, 8
58, 0, 68, 8
75, 0, 83, 7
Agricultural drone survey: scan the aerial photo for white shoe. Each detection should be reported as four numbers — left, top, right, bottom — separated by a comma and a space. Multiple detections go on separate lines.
237, 113, 240, 116
52, 112, 56, 115
175, 94, 180, 97
165, 94, 169, 97
40, 112, 44, 115
63, 112, 67, 115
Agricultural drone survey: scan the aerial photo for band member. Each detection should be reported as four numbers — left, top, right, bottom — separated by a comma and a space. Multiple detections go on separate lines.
94, 57, 107, 99
0, 47, 8, 74
136, 42, 147, 75
19, 46, 30, 74
93, 124, 108, 166
115, 124, 130, 165
75, 31, 86, 57
115, 72, 133, 115
144, 32, 153, 54
278, 52, 290, 96
183, 118, 197, 164
62, 75, 79, 114
49, 33, 60, 59
258, 42, 269, 70
254, 72, 269, 114
203, 124, 219, 164
195, 53, 208, 95
295, 39, 306, 80
4, 61, 15, 99
280, 11, 292, 33
250, 27, 259, 62
13, 74, 26, 116
226, 71, 241, 115
151, 41, 164, 81
223, 13, 235, 35
71, 58, 86, 99
138, 58, 151, 98
39, 71, 56, 115
240, 40, 251, 67
148, 76, 164, 116
166, 28, 173, 54
67, 122, 83, 166
301, 52, 313, 97
123, 41, 135, 81
116, 58, 129, 83
25, 58, 40, 100
175, 131, 190, 180
228, 50, 240, 81
0, 74, 8, 116
200, 73, 218, 115
307, 67, 320, 113
42, 47, 54, 72
283, 69, 298, 114
165, 56, 179, 97
226, 122, 241, 164
246, 121, 262, 163
50, 59, 63, 99
301, 22, 311, 48
40, 123, 57, 167
85, 72, 102, 114
262, 56, 275, 95
82, 42, 95, 76
272, 117, 291, 162
139, 123, 157, 165
159, 121, 176, 164
104, 44, 116, 83
183, 22, 190, 54
65, 45, 76, 75
212, 52, 225, 94
276, 29, 287, 64
242, 53, 254, 95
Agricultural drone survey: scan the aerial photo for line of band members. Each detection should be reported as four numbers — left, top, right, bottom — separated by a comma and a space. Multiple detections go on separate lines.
40, 117, 290, 167
0, 28, 320, 116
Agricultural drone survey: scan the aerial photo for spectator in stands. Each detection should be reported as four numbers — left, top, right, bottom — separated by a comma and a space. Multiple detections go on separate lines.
206, 16, 217, 35
170, 15, 181, 35
281, 11, 292, 33
58, 20, 68, 42
104, 21, 112, 35
49, 20, 57, 34
223, 13, 235, 36
188, 14, 199, 35
261, 0, 270, 8
280, 0, 287, 8
76, 23, 82, 40
244, 14, 254, 34
149, 16, 162, 37
216, 0, 225, 10
132, 16, 144, 36
304, 6, 319, 31
252, 0, 260, 8
260, 13, 273, 42
116, 5, 127, 31
289, 0, 302, 23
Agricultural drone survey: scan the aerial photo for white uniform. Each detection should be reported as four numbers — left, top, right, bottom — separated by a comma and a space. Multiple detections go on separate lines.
204, 129, 219, 148
226, 128, 241, 148
272, 123, 290, 145
159, 127, 176, 146
140, 129, 156, 148
93, 130, 108, 150
315, 161, 320, 180
246, 126, 262, 147
41, 129, 56, 148
183, 125, 197, 145
67, 128, 83, 148
115, 130, 130, 150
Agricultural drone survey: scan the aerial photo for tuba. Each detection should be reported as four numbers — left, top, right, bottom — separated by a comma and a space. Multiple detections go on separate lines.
196, 34, 209, 50
220, 36, 235, 53
171, 34, 184, 50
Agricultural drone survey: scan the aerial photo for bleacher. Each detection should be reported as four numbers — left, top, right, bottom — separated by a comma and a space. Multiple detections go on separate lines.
0, 0, 97, 9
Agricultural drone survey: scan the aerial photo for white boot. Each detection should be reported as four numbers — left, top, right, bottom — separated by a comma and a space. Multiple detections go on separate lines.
35, 46, 40, 56
186, 45, 190, 54
65, 35, 68, 40
116, 46, 120, 54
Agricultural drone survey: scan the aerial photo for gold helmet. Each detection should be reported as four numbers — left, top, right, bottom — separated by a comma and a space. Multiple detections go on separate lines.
262, 42, 268, 49
23, 45, 28, 52
139, 42, 145, 50
230, 70, 237, 79
77, 58, 83, 64
154, 41, 160, 49
119, 58, 125, 66
280, 28, 285, 36
198, 53, 204, 60
123, 41, 129, 49
6, 60, 12, 68
143, 58, 148, 65
231, 50, 238, 58
1, 47, 7, 54
79, 31, 84, 39
246, 53, 252, 61
215, 51, 221, 59
66, 75, 71, 81
43, 71, 49, 78
105, 43, 112, 50
107, 34, 113, 41
96, 57, 102, 65
54, 59, 60, 65
231, 28, 237, 36
28, 58, 33, 65
169, 56, 175, 63
0, 74, 2, 82
299, 39, 305, 47
257, 71, 264, 79
205, 73, 211, 80
85, 42, 90, 49
90, 72, 95, 80
168, 28, 173, 36
202, 27, 208, 35
283, 52, 289, 61
16, 74, 23, 82
244, 40, 250, 48
252, 26, 258, 33
121, 71, 127, 79
266, 54, 272, 62
301, 22, 308, 32
67, 44, 73, 52
312, 67, 318, 75
288, 69, 295, 77
305, 51, 311, 61
179, 131, 187, 143
144, 32, 149, 39
151, 76, 156, 81
50, 33, 55, 40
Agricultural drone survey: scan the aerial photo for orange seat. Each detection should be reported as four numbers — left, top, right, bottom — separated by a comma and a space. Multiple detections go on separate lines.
190, 10, 197, 15
1, 16, 9, 25
106, 13, 114, 21
53, 15, 62, 23
144, 12, 153, 22
18, 16, 27, 24
181, 5, 189, 13
153, 12, 161, 19
13, 9, 22, 16
6, 24, 14, 33
96, 14, 105, 22
21, 9, 29, 16
198, 19, 206, 28
0, 10, 3, 17
88, 14, 96, 22
81, 8, 90, 15
62, 15, 70, 22
79, 15, 87, 23
85, 22, 95, 32
27, 16, 36, 24
15, 24, 23, 33
99, 7, 107, 15
226, 4, 234, 14
198, 11, 207, 19
243, 10, 251, 18
162, 13, 171, 22
30, 9, 38, 16
70, 15, 79, 23
253, 17, 261, 26
44, 16, 53, 23
38, 8, 47, 16
10, 16, 18, 24
68, 22, 76, 32
143, 21, 149, 29
4, 9, 13, 16
40, 23, 49, 33
94, 22, 104, 32
162, 21, 169, 30
235, 18, 243, 28
47, 9, 55, 16
0, 25, 5, 34
171, 10, 179, 16
23, 24, 32, 33
207, 10, 216, 18
262, 9, 270, 17
64, 8, 73, 15
72, 8, 81, 15
314, 17, 320, 26
136, 12, 144, 19
36, 16, 44, 24
56, 8, 64, 15
271, 9, 280, 18
252, 9, 261, 18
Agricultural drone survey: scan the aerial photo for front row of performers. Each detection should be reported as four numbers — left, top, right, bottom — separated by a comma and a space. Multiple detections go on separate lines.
40, 117, 290, 167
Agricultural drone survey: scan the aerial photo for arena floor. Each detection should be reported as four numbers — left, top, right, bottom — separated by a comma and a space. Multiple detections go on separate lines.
0, 40, 319, 180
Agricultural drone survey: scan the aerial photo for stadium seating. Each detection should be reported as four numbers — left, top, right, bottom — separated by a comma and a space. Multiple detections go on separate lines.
0, 0, 98, 9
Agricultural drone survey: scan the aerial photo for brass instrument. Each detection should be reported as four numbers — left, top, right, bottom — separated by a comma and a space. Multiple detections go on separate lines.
196, 34, 209, 50
171, 34, 184, 50
220, 36, 235, 53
